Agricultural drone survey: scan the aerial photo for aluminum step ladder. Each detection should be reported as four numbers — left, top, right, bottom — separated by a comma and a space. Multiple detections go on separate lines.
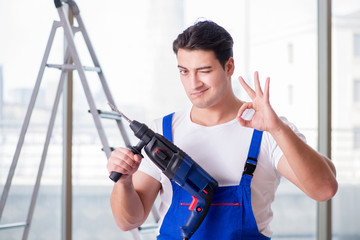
0, 0, 158, 239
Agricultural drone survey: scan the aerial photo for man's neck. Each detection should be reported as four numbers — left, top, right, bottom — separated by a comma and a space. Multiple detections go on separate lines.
190, 97, 243, 126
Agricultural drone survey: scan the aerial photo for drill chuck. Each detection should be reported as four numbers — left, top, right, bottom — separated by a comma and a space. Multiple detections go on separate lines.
130, 120, 154, 144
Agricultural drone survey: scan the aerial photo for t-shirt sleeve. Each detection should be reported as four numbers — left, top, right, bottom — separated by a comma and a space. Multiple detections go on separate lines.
272, 116, 307, 169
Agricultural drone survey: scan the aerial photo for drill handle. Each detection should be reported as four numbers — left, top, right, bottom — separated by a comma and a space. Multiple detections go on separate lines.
180, 191, 214, 239
109, 171, 123, 182
109, 140, 145, 182
129, 140, 145, 158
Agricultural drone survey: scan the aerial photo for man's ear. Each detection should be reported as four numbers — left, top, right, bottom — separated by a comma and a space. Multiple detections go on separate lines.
225, 57, 235, 76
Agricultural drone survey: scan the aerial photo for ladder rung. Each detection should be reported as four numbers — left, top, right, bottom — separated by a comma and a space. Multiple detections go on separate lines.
101, 147, 116, 152
89, 109, 122, 121
0, 222, 27, 230
46, 64, 101, 72
72, 26, 81, 33
83, 66, 101, 72
138, 223, 158, 233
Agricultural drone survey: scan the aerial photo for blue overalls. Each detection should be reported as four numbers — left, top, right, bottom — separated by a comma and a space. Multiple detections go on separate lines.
157, 113, 271, 240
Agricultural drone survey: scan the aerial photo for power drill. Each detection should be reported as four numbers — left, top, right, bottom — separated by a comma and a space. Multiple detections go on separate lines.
108, 103, 218, 240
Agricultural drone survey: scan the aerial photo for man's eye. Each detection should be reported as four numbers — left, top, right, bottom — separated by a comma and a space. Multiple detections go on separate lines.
179, 70, 187, 75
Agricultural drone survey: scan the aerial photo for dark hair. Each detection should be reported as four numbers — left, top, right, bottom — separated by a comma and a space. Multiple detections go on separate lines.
173, 20, 234, 69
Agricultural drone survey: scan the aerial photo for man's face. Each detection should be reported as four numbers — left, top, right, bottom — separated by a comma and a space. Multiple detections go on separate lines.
177, 49, 234, 109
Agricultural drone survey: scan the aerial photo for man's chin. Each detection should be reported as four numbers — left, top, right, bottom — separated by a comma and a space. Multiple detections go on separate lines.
191, 101, 212, 109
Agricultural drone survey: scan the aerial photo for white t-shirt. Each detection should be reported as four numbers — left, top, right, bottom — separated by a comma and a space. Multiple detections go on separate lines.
138, 107, 306, 237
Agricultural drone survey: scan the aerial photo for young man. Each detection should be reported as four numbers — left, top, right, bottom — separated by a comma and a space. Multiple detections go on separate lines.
107, 20, 337, 239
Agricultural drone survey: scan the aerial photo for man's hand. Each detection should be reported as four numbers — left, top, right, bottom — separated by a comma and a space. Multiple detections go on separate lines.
237, 72, 337, 201
108, 147, 161, 231
237, 71, 282, 133
107, 147, 143, 182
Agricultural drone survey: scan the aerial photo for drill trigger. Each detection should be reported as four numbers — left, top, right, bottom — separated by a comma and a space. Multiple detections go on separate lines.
189, 196, 198, 211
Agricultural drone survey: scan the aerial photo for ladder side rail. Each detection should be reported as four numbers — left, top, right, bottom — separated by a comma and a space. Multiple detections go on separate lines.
22, 53, 71, 240
0, 21, 61, 220
65, 4, 144, 239
57, 6, 112, 158
151, 204, 160, 223
74, 13, 111, 95
72, 4, 151, 239
74, 11, 131, 147
73, 4, 158, 239
130, 229, 143, 240
114, 119, 132, 148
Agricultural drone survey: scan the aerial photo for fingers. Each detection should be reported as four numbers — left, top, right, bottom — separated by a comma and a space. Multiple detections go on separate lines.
107, 147, 143, 176
237, 102, 253, 128
264, 77, 270, 102
239, 71, 269, 101
238, 76, 256, 100
254, 71, 264, 97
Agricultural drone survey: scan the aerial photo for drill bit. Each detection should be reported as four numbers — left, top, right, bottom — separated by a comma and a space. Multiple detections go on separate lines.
108, 102, 131, 123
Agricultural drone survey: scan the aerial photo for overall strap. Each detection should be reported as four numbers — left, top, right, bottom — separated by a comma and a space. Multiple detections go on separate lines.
162, 112, 175, 142
243, 129, 263, 176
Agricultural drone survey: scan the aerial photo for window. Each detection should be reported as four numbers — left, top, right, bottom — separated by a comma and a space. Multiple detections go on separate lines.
0, 65, 3, 122
332, 1, 360, 239
288, 42, 294, 64
248, 1, 317, 239
355, 128, 360, 149
354, 34, 360, 57
288, 84, 294, 105
355, 79, 360, 103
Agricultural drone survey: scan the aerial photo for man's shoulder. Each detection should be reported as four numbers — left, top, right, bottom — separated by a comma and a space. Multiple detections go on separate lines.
151, 108, 189, 132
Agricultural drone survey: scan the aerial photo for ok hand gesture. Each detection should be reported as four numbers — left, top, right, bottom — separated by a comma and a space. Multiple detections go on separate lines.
237, 71, 282, 133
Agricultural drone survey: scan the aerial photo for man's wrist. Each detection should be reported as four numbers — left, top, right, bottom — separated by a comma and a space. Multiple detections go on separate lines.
268, 118, 286, 137
117, 174, 134, 188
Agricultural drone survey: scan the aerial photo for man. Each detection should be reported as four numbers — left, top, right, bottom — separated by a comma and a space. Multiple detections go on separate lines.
107, 20, 337, 239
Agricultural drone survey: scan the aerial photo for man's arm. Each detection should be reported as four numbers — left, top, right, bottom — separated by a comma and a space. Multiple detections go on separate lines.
271, 121, 337, 201
108, 147, 161, 231
237, 71, 338, 201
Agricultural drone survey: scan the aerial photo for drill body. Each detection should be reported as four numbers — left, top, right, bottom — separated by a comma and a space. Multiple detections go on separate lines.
110, 119, 218, 240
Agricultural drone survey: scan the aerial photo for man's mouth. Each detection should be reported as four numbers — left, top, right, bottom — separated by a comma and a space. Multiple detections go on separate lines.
191, 88, 209, 96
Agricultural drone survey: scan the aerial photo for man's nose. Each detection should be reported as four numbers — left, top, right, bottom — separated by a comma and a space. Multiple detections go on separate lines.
189, 73, 203, 89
